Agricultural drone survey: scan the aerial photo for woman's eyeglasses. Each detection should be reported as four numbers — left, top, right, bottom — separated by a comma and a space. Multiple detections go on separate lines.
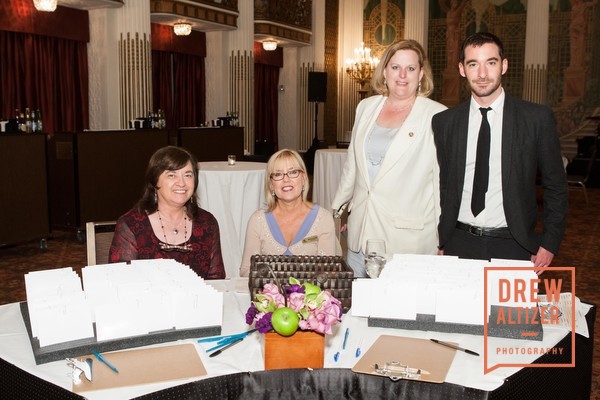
270, 169, 303, 181
159, 242, 192, 253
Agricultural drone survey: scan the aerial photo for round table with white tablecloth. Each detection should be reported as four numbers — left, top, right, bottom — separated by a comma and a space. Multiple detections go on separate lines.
0, 279, 594, 400
196, 162, 266, 278
312, 149, 348, 210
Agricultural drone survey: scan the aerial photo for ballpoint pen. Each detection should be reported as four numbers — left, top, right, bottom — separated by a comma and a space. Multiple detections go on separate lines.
92, 351, 119, 373
334, 328, 350, 362
333, 347, 341, 362
206, 335, 245, 352
355, 337, 363, 358
430, 339, 480, 356
209, 337, 244, 358
342, 328, 349, 350
203, 329, 257, 353
198, 329, 257, 345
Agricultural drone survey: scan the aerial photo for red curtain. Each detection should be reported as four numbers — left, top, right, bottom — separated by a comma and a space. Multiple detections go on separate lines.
173, 52, 206, 128
254, 63, 280, 149
0, 30, 88, 135
152, 51, 205, 129
151, 50, 173, 127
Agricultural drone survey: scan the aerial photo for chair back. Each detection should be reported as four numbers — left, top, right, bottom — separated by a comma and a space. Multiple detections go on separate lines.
583, 142, 598, 182
86, 221, 117, 266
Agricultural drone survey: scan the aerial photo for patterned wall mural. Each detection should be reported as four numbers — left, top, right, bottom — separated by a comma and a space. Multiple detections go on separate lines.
358, 0, 598, 112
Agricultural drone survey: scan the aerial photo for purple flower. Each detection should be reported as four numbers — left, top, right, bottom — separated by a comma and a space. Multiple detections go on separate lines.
248, 280, 343, 336
255, 312, 273, 334
285, 284, 305, 296
245, 303, 258, 325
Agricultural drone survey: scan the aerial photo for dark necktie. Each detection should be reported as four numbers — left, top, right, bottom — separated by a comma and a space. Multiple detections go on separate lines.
471, 107, 492, 217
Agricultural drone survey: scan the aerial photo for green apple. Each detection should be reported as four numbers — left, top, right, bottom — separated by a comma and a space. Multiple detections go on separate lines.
302, 282, 321, 297
271, 307, 300, 336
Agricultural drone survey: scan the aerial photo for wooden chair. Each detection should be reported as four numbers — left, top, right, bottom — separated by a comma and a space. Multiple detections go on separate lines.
85, 221, 117, 266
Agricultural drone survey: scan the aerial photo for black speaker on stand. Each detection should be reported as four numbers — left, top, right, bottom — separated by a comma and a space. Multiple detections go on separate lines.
305, 71, 327, 175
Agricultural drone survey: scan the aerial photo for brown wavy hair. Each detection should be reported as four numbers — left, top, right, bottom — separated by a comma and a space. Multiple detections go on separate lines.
136, 146, 199, 217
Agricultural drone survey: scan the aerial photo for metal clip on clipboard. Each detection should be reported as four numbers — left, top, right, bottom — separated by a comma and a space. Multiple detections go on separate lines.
373, 361, 430, 381
66, 357, 93, 384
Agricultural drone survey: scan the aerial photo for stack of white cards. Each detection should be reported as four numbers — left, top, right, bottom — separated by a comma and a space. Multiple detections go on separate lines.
25, 267, 94, 347
25, 259, 223, 346
351, 254, 537, 326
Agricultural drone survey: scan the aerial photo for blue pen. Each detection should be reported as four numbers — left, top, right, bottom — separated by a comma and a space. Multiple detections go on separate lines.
342, 328, 349, 350
198, 329, 257, 344
355, 337, 363, 358
92, 351, 119, 374
334, 328, 350, 362
206, 336, 243, 352
205, 330, 258, 353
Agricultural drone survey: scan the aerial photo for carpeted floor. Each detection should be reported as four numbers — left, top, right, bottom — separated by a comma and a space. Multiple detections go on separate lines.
0, 188, 598, 398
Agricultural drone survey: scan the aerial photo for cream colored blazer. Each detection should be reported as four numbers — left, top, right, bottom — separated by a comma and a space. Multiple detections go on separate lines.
332, 95, 447, 256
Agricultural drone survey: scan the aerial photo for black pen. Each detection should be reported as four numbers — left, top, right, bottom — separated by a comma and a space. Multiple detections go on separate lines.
209, 337, 244, 358
430, 339, 480, 356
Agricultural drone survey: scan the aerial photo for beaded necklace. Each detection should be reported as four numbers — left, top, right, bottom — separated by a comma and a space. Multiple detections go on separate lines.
157, 209, 191, 252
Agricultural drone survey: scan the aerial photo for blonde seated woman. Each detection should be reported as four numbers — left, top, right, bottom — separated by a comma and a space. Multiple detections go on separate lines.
239, 149, 341, 277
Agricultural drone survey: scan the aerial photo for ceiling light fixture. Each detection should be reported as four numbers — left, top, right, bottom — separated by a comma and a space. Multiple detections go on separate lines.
33, 0, 57, 12
173, 23, 192, 36
262, 40, 278, 51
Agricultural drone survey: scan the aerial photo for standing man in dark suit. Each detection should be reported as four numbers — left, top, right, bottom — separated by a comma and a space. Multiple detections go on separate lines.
432, 32, 568, 268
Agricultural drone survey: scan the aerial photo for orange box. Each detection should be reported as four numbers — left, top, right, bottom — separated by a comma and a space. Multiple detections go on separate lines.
264, 331, 324, 370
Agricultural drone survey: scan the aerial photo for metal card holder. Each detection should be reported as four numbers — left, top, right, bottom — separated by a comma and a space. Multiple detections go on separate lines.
373, 361, 428, 381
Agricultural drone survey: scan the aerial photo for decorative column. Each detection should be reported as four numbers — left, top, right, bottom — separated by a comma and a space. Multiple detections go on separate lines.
404, 0, 429, 49
522, 0, 549, 104
227, 0, 254, 152
440, 0, 469, 107
116, 0, 152, 128
563, 0, 597, 105
337, 0, 364, 140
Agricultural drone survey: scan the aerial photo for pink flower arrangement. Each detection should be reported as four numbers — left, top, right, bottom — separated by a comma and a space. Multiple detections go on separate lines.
246, 278, 343, 335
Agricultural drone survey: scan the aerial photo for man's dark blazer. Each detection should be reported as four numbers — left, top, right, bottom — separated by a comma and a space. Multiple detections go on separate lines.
432, 92, 568, 256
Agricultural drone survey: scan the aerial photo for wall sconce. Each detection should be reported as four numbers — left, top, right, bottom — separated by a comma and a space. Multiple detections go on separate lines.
173, 23, 192, 36
262, 40, 278, 51
33, 0, 57, 12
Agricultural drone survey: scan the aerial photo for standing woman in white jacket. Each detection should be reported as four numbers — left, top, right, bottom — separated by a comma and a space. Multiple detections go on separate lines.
332, 39, 447, 277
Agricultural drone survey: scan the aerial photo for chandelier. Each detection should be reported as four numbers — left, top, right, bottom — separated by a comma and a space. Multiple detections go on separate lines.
262, 40, 278, 51
173, 23, 192, 36
345, 42, 379, 99
33, 0, 57, 12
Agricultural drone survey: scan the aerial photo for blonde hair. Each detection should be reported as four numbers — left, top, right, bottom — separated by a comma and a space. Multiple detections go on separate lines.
371, 39, 434, 97
265, 149, 310, 211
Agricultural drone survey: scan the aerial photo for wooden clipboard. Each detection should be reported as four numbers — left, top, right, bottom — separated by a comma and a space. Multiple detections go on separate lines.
73, 343, 206, 393
352, 335, 456, 383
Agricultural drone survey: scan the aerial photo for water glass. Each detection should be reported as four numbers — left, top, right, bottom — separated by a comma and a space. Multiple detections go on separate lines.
365, 239, 386, 257
228, 155, 236, 166
365, 239, 386, 278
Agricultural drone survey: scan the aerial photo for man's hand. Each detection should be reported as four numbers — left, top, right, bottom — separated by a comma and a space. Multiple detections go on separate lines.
531, 247, 555, 274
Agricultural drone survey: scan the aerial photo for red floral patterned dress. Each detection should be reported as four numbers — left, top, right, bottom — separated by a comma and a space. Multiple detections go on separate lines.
109, 208, 225, 279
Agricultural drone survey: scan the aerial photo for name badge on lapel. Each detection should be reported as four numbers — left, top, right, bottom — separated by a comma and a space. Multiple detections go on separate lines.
302, 235, 318, 244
